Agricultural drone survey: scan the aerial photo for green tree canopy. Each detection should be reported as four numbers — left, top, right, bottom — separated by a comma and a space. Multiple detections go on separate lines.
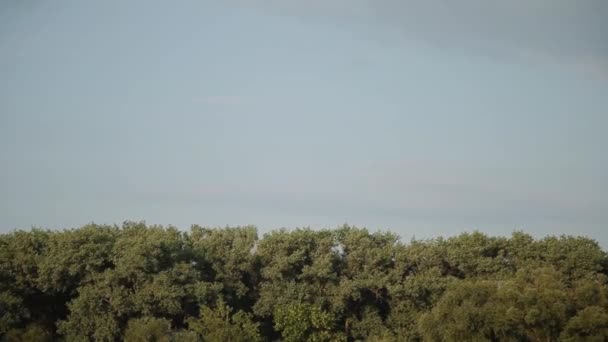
0, 223, 606, 341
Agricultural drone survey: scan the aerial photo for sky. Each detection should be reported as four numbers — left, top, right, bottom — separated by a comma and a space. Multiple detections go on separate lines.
1, 0, 607, 245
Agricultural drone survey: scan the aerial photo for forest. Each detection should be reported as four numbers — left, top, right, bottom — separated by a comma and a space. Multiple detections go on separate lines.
1, 222, 607, 341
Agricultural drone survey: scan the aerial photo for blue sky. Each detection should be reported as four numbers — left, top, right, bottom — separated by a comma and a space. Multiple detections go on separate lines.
1, 0, 607, 245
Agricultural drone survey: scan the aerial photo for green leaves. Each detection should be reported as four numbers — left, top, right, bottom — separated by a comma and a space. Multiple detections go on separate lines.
123, 317, 173, 342
188, 299, 261, 342
37, 224, 118, 294
274, 302, 345, 342
561, 306, 608, 341
418, 281, 501, 341
0, 291, 28, 335
0, 224, 607, 341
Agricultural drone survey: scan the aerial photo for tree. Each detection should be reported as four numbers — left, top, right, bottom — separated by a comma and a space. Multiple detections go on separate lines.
561, 306, 608, 341
0, 223, 607, 340
274, 302, 346, 342
418, 281, 502, 341
188, 299, 261, 342
124, 317, 172, 342
3, 323, 52, 342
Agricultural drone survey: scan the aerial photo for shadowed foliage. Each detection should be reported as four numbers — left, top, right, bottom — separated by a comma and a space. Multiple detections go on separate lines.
0, 222, 606, 341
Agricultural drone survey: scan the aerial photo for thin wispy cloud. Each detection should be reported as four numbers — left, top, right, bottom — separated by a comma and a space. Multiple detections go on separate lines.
238, 0, 608, 78
192, 95, 255, 105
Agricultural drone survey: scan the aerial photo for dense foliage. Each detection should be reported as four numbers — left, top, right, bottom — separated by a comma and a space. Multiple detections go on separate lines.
1, 222, 607, 341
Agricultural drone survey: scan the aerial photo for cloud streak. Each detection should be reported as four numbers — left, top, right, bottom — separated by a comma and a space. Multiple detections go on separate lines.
192, 95, 256, 105
238, 0, 608, 78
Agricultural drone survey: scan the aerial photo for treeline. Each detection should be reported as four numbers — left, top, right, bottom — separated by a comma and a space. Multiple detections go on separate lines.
1, 222, 607, 341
